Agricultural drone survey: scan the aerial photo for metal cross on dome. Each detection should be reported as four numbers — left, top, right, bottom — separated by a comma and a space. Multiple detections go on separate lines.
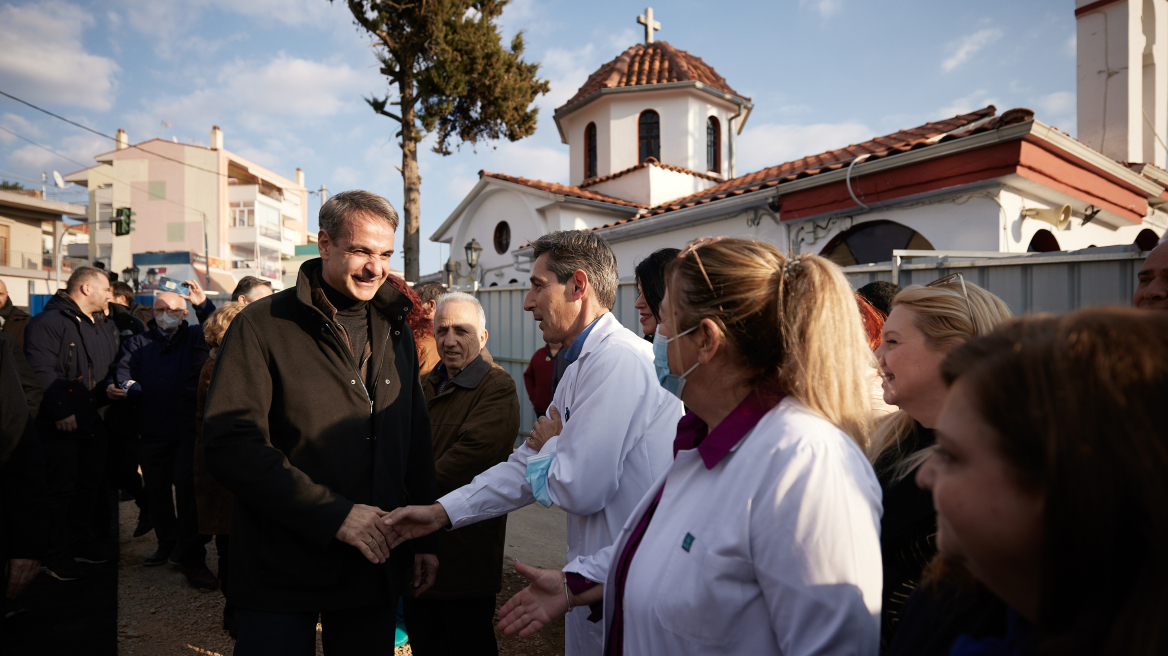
637, 7, 661, 44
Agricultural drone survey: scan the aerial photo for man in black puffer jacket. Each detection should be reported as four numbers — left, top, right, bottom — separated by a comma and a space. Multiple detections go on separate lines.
22, 267, 120, 581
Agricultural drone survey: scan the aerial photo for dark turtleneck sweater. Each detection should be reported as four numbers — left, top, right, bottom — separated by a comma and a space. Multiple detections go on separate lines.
319, 275, 370, 380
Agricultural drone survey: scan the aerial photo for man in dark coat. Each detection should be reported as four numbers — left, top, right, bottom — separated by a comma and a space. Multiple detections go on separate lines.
0, 335, 47, 626
22, 267, 120, 581
404, 292, 519, 656
203, 190, 439, 655
105, 281, 150, 538
114, 282, 215, 587
0, 279, 31, 349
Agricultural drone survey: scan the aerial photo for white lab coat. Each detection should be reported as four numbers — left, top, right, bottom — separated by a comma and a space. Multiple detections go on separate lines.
566, 398, 884, 656
438, 312, 682, 656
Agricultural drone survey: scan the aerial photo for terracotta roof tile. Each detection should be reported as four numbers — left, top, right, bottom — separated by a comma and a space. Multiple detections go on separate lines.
481, 171, 647, 209
557, 41, 746, 113
587, 105, 1013, 229
578, 157, 722, 188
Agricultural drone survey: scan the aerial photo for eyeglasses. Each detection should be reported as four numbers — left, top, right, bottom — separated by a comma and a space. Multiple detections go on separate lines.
153, 309, 185, 317
926, 272, 974, 320
678, 236, 728, 303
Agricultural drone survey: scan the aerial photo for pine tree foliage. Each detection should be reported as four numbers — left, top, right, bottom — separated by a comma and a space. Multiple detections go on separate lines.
337, 0, 550, 280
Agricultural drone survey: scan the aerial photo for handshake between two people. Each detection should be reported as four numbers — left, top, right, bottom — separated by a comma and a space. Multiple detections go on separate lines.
334, 502, 451, 596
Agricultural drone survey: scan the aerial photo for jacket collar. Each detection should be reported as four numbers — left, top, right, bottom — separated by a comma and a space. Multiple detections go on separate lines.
295, 258, 411, 324
428, 351, 493, 391
46, 290, 93, 323
673, 389, 784, 468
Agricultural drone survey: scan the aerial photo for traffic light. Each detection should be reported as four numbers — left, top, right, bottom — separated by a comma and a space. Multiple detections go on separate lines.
114, 207, 135, 236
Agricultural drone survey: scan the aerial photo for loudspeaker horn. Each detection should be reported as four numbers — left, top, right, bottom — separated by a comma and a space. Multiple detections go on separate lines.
1021, 205, 1071, 230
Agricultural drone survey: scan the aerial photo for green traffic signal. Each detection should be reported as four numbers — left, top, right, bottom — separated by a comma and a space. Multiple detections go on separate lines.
113, 207, 135, 236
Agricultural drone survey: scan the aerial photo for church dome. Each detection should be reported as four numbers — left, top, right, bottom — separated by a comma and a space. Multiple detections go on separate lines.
556, 41, 748, 114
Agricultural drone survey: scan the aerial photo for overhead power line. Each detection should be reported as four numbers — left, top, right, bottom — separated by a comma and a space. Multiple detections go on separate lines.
0, 88, 230, 179
0, 123, 213, 221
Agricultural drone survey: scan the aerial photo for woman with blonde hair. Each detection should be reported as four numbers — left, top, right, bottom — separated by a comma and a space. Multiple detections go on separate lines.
496, 237, 883, 655
870, 275, 1011, 651
194, 300, 246, 637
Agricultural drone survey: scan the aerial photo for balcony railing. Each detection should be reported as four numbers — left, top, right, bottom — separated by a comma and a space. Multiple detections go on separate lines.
232, 259, 281, 281
1, 249, 72, 273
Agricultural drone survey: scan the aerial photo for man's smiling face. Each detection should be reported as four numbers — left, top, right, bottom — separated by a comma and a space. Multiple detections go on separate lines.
318, 214, 396, 301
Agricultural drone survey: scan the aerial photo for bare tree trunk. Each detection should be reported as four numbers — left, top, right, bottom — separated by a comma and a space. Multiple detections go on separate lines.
400, 78, 421, 282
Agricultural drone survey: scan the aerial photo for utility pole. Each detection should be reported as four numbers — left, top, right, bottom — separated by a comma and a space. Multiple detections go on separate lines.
41, 172, 46, 199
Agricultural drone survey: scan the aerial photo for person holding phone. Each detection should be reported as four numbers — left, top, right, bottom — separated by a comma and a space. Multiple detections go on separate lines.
113, 278, 217, 587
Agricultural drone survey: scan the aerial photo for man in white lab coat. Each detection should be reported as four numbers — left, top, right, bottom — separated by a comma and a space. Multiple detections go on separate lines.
385, 230, 682, 655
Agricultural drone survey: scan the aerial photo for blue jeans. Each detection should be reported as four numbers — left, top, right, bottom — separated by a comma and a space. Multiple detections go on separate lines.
233, 601, 397, 656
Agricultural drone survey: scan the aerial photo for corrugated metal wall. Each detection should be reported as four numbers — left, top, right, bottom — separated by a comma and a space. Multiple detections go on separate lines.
478, 249, 1148, 436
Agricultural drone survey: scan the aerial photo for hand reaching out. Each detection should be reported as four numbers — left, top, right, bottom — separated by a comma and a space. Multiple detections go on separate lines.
496, 560, 571, 638
181, 278, 206, 307
336, 504, 393, 563
382, 503, 450, 549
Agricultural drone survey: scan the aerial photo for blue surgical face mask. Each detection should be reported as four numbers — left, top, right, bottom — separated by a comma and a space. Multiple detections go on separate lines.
525, 452, 557, 508
653, 326, 700, 399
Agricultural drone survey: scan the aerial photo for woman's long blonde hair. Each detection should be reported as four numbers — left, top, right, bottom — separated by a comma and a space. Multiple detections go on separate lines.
868, 281, 1012, 479
666, 238, 874, 449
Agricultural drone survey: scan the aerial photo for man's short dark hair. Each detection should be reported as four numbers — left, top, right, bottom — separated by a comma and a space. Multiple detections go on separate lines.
857, 280, 901, 316
111, 281, 135, 303
319, 190, 399, 241
231, 276, 273, 301
66, 266, 106, 293
531, 230, 618, 310
413, 282, 446, 304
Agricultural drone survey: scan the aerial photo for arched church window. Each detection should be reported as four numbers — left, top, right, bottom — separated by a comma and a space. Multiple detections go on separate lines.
493, 221, 511, 254
1027, 229, 1060, 253
638, 110, 660, 162
706, 116, 721, 173
820, 220, 934, 266
1135, 228, 1160, 251
584, 123, 598, 179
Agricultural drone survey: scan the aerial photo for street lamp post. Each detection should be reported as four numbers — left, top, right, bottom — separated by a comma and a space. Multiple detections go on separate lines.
449, 238, 483, 294
121, 264, 141, 293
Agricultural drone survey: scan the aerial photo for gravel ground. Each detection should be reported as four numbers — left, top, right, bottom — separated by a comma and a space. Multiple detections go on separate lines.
115, 500, 562, 656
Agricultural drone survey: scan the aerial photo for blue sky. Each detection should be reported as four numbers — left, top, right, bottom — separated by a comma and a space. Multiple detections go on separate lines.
0, 0, 1079, 274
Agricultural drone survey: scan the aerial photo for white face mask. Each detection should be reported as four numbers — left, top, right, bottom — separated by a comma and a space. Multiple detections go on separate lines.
155, 311, 183, 332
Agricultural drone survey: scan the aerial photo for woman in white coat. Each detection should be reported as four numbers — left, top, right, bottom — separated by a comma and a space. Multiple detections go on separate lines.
498, 237, 884, 656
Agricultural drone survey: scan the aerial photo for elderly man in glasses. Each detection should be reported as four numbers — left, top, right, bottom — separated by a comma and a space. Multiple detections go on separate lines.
113, 282, 216, 586
1135, 240, 1168, 311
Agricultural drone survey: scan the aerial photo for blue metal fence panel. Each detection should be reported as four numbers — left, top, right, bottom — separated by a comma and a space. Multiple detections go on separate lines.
29, 294, 51, 316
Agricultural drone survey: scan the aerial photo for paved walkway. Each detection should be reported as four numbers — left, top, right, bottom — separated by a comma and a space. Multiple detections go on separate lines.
502, 503, 568, 570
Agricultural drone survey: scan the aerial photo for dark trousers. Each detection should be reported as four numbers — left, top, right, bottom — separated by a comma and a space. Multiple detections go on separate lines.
41, 436, 107, 559
233, 601, 398, 656
139, 436, 209, 566
403, 595, 499, 656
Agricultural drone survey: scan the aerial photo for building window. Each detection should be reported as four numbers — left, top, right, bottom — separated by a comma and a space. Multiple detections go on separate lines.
638, 110, 660, 162
494, 221, 511, 254
584, 123, 598, 179
230, 201, 255, 227
706, 116, 721, 173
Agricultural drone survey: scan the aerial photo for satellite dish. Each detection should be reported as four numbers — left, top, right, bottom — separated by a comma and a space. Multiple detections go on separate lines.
52, 171, 65, 188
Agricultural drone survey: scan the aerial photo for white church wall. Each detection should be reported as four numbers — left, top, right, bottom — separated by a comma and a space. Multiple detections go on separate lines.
563, 87, 741, 186
449, 187, 547, 276
997, 186, 1162, 252
584, 164, 717, 206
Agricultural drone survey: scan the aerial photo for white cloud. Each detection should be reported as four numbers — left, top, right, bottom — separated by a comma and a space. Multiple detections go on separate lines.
0, 114, 43, 144
0, 1, 120, 111
1064, 33, 1076, 58
737, 121, 875, 174
142, 53, 379, 136
7, 133, 107, 173
800, 0, 843, 19
942, 28, 1003, 72
1032, 91, 1075, 132
937, 90, 999, 118
539, 43, 597, 110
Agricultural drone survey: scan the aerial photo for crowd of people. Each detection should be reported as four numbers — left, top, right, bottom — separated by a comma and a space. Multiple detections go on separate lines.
0, 187, 1166, 656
